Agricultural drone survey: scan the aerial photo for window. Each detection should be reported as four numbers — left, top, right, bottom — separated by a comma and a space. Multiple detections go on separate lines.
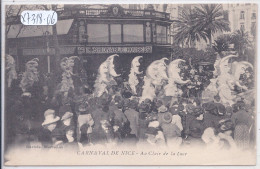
123, 24, 144, 42
240, 11, 245, 19
156, 25, 167, 44
110, 24, 122, 43
251, 22, 256, 36
87, 24, 109, 43
252, 12, 256, 19
240, 23, 245, 30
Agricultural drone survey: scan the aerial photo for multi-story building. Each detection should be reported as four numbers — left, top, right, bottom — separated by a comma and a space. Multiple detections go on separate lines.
223, 3, 257, 40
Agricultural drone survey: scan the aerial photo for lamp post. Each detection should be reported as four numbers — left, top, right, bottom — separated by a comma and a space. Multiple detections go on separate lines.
44, 31, 51, 73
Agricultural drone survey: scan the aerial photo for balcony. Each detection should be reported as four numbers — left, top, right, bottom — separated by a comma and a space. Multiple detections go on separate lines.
59, 6, 170, 21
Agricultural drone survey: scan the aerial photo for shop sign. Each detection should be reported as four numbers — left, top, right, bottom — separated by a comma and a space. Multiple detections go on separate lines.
23, 47, 76, 56
78, 46, 152, 54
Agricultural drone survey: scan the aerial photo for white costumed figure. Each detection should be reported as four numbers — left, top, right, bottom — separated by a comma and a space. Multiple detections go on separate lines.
164, 59, 190, 97
204, 54, 254, 106
128, 56, 143, 95
20, 58, 39, 92
5, 54, 17, 88
60, 56, 79, 96
140, 58, 168, 102
94, 54, 120, 97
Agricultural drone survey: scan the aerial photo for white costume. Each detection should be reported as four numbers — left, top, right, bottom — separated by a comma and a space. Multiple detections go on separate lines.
20, 58, 39, 92
59, 56, 79, 96
5, 55, 17, 88
140, 58, 168, 102
164, 59, 190, 97
128, 56, 143, 95
203, 54, 254, 106
94, 54, 120, 97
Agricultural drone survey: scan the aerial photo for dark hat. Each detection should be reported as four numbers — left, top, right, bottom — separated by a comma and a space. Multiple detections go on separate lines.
218, 119, 234, 132
178, 104, 184, 111
169, 105, 179, 115
78, 104, 89, 115
186, 104, 196, 114
117, 101, 124, 109
202, 102, 216, 111
145, 127, 158, 136
114, 95, 122, 103
237, 100, 246, 110
155, 99, 163, 108
65, 125, 75, 133
122, 91, 132, 99
226, 106, 233, 115
162, 112, 172, 123
123, 99, 131, 107
78, 104, 87, 111
193, 106, 204, 117
216, 103, 226, 116
144, 98, 152, 105
213, 94, 221, 102
129, 100, 138, 109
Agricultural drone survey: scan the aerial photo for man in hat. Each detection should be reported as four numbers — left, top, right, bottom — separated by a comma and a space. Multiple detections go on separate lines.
157, 105, 168, 125
90, 101, 114, 144
184, 105, 205, 146
77, 104, 94, 142
39, 109, 61, 146
169, 105, 183, 132
217, 118, 236, 150
124, 100, 139, 138
143, 127, 159, 146
202, 100, 227, 130
59, 112, 75, 137
110, 96, 128, 127
161, 112, 182, 147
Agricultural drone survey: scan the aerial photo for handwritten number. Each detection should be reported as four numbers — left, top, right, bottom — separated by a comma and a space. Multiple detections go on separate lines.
51, 11, 56, 24
21, 11, 56, 25
27, 12, 30, 24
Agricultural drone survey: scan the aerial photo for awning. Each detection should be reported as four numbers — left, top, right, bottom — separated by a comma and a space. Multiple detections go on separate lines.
7, 19, 74, 38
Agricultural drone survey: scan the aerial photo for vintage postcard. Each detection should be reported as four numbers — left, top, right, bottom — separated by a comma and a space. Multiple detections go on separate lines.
2, 1, 258, 166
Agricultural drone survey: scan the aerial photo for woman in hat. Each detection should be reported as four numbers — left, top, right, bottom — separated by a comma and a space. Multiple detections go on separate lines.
59, 112, 75, 137
77, 104, 94, 142
217, 118, 236, 150
39, 109, 61, 147
63, 126, 79, 150
148, 120, 166, 146
231, 101, 253, 150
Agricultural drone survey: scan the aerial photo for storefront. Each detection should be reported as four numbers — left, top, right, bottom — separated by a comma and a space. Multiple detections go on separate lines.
7, 4, 172, 75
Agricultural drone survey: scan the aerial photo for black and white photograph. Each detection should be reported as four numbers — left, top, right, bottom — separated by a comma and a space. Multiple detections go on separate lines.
2, 2, 258, 166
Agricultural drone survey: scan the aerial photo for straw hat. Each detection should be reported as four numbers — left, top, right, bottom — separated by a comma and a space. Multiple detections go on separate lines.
61, 112, 73, 121
42, 109, 60, 126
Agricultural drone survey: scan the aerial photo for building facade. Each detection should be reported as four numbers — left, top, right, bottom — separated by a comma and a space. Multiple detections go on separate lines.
7, 4, 172, 77
223, 3, 257, 40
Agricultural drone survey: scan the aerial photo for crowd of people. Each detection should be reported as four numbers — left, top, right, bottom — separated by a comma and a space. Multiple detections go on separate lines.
5, 53, 256, 152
